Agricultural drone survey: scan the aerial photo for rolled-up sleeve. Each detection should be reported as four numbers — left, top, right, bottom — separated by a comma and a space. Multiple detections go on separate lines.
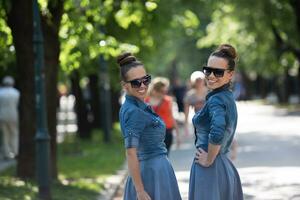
208, 96, 226, 145
123, 108, 146, 148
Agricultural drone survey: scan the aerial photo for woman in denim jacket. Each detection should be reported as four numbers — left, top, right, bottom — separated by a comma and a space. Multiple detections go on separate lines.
189, 44, 244, 200
118, 52, 181, 200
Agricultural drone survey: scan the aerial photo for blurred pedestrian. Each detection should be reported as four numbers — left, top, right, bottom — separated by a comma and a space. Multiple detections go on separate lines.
0, 76, 20, 159
145, 77, 181, 155
183, 71, 208, 136
233, 72, 246, 101
189, 44, 243, 200
117, 52, 181, 200
171, 77, 187, 113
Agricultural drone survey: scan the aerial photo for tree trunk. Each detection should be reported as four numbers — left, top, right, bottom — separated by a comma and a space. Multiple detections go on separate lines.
40, 0, 64, 179
275, 70, 289, 103
111, 90, 121, 123
7, 0, 36, 178
88, 74, 101, 129
41, 21, 59, 180
71, 71, 92, 139
256, 75, 268, 99
6, 0, 63, 179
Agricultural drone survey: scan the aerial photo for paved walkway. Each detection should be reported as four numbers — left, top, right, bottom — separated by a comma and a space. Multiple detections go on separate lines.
113, 102, 300, 200
0, 153, 16, 173
2, 102, 299, 200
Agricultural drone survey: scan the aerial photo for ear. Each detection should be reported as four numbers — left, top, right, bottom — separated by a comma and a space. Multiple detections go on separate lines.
228, 70, 234, 80
121, 81, 129, 90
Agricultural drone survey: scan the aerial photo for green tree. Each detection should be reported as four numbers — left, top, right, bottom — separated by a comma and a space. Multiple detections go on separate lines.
197, 0, 300, 101
2, 0, 63, 179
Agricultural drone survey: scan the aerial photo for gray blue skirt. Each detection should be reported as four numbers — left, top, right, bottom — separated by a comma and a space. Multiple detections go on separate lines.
189, 154, 243, 200
124, 155, 182, 200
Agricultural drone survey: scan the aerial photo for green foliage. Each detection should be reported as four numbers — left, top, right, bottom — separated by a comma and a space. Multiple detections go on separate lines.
58, 0, 210, 88
0, 126, 125, 200
0, 9, 16, 76
1, 0, 299, 91
197, 0, 299, 78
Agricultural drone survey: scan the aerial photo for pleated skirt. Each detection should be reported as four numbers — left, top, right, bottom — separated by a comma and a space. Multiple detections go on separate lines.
189, 154, 243, 200
124, 155, 182, 200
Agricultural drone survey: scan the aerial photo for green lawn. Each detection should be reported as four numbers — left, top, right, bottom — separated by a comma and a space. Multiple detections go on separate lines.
0, 125, 125, 200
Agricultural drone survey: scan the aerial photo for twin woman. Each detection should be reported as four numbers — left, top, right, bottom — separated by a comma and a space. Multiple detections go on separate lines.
118, 44, 244, 200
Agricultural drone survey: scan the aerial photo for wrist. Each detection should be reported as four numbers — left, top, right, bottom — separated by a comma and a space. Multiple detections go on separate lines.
136, 185, 145, 193
205, 159, 213, 167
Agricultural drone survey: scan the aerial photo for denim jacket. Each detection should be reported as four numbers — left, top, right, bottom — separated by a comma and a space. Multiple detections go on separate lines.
192, 84, 237, 154
119, 95, 167, 161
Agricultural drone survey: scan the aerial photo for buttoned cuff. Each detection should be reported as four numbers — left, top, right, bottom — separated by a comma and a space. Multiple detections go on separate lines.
124, 136, 139, 148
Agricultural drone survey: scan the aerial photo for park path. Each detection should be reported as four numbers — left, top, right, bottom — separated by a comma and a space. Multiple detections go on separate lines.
113, 102, 300, 200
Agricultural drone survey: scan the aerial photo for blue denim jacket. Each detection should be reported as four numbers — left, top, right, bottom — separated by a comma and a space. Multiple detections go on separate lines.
192, 84, 237, 154
119, 95, 167, 161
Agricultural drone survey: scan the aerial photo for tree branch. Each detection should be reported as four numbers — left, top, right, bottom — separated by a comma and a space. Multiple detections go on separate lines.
271, 23, 300, 60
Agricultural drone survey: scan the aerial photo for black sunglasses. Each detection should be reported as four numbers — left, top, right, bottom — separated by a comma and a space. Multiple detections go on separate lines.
202, 66, 230, 78
125, 75, 152, 88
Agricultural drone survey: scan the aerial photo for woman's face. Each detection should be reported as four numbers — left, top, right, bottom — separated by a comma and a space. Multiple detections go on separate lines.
151, 86, 167, 99
205, 56, 234, 90
194, 78, 205, 90
123, 66, 148, 101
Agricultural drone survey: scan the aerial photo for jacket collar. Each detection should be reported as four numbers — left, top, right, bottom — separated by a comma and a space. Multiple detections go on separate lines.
125, 94, 158, 115
206, 83, 231, 100
125, 95, 148, 110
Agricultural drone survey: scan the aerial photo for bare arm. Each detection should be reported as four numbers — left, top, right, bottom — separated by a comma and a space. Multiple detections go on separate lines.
184, 102, 190, 125
184, 102, 190, 136
170, 101, 181, 146
126, 148, 151, 200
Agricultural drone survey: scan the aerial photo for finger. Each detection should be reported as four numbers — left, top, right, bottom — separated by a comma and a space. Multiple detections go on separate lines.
198, 148, 205, 153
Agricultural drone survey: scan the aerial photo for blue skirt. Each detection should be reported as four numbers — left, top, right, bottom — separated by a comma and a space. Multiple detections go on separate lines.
189, 154, 243, 200
124, 155, 182, 200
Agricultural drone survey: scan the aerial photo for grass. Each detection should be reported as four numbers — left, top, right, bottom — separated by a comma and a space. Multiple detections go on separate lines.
0, 124, 125, 200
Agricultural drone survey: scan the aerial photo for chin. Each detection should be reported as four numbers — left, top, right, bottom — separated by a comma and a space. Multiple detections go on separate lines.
207, 84, 217, 90
137, 93, 146, 100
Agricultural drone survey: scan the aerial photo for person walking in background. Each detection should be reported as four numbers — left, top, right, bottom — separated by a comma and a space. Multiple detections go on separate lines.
0, 76, 20, 160
171, 77, 187, 114
233, 72, 246, 101
189, 44, 243, 200
117, 52, 181, 200
145, 77, 181, 155
184, 71, 208, 136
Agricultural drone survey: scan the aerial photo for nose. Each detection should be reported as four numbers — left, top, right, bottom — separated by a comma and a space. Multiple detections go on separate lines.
208, 71, 215, 78
140, 82, 147, 88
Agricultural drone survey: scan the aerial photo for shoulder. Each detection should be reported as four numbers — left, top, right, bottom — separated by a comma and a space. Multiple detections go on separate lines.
120, 100, 146, 118
12, 88, 20, 97
207, 90, 234, 108
164, 95, 173, 102
184, 89, 195, 100
144, 96, 150, 103
207, 93, 225, 107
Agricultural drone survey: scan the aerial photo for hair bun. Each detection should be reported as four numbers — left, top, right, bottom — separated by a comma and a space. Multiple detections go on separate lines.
217, 44, 237, 60
117, 52, 138, 67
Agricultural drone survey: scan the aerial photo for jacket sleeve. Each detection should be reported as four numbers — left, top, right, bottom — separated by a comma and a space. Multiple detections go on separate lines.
208, 95, 226, 145
123, 108, 146, 148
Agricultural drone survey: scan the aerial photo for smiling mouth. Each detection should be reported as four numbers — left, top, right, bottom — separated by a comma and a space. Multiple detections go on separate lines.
208, 79, 217, 84
137, 88, 146, 94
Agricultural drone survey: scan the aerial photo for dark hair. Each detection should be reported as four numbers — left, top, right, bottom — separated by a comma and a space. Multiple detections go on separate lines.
116, 52, 144, 81
211, 44, 237, 71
